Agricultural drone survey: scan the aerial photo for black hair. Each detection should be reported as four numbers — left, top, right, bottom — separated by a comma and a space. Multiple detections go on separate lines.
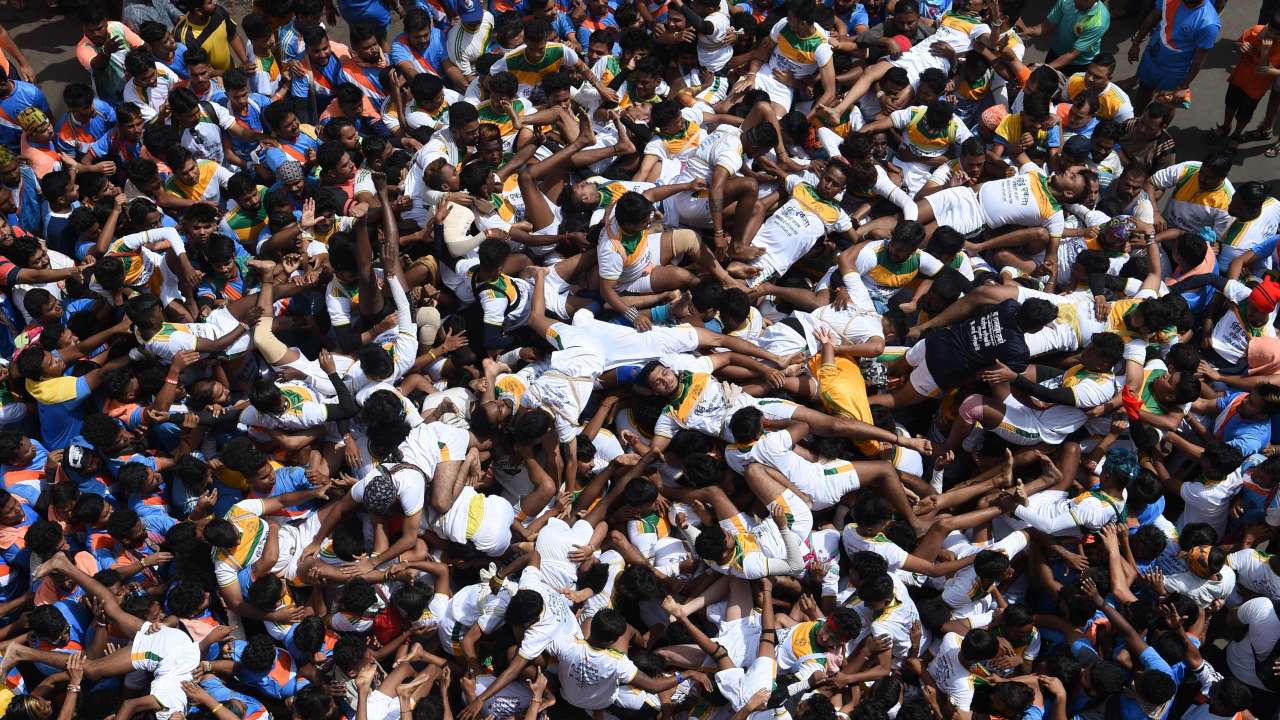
505, 589, 546, 628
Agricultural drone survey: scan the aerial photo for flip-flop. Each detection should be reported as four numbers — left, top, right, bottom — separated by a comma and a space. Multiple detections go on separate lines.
1267, 143, 1280, 158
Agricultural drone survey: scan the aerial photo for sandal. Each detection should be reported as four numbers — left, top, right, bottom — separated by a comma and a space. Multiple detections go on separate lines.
1267, 143, 1280, 158
1208, 124, 1231, 141
1242, 128, 1274, 142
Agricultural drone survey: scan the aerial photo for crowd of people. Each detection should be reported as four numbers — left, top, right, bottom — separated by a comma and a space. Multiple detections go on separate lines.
0, 0, 1278, 719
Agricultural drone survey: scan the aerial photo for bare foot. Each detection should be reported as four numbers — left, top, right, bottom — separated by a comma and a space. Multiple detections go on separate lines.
0, 640, 28, 675
395, 643, 431, 667
1035, 451, 1062, 486
993, 450, 1016, 489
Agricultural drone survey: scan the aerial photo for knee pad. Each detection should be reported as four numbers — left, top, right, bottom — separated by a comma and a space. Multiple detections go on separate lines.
959, 394, 986, 424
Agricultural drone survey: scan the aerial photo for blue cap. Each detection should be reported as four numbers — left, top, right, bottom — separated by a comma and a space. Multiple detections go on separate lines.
459, 0, 484, 23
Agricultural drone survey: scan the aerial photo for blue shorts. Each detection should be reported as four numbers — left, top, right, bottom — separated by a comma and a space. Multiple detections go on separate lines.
1136, 44, 1192, 91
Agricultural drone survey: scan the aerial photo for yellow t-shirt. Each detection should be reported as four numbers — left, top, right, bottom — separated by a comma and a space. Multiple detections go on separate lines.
176, 10, 235, 70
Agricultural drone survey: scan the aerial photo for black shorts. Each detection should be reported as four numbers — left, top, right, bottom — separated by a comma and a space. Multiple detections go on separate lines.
1226, 82, 1263, 124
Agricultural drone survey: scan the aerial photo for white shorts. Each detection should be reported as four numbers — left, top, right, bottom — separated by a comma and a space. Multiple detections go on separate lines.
437, 486, 516, 557
364, 691, 400, 720
714, 613, 763, 667
769, 488, 813, 539
924, 186, 985, 237
664, 191, 713, 229
753, 71, 794, 111
798, 461, 861, 509
543, 266, 571, 320
995, 394, 1087, 446
586, 321, 700, 369
130, 625, 200, 720
893, 50, 950, 86
905, 340, 942, 398
207, 307, 253, 357
892, 157, 934, 197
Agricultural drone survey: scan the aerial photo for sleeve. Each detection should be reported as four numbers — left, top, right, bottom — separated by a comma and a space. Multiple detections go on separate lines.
714, 138, 744, 174
850, 4, 869, 27
1045, 124, 1062, 149
479, 288, 509, 326
1253, 234, 1280, 261
874, 169, 918, 221
562, 45, 581, 67
214, 557, 242, 588
994, 114, 1017, 145
889, 108, 915, 130
72, 377, 92, 405
853, 244, 877, 274
917, 250, 945, 277
926, 163, 952, 186
75, 39, 97, 71
1045, 211, 1065, 238
597, 240, 625, 281
388, 41, 413, 67
1138, 646, 1175, 678
399, 475, 425, 516
1045, 0, 1063, 24
653, 412, 679, 439
814, 42, 834, 68
1150, 162, 1186, 190
212, 103, 236, 130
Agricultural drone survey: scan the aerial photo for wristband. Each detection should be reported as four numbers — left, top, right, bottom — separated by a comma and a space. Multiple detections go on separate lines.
211, 704, 225, 715
165, 376, 179, 385
624, 307, 640, 322
68, 686, 80, 693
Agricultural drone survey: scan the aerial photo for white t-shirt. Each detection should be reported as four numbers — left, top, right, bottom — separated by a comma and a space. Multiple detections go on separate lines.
517, 565, 580, 660
1228, 596, 1280, 689
750, 175, 853, 278
551, 635, 641, 710
536, 517, 595, 590
352, 463, 427, 516
697, 11, 735, 72
1228, 549, 1280, 600
763, 19, 832, 78
179, 103, 237, 164
926, 631, 982, 711
854, 241, 944, 305
1179, 470, 1246, 537
676, 125, 744, 183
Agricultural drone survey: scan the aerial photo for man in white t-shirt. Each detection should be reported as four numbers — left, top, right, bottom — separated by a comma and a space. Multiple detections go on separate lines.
1227, 596, 1280, 690
11, 553, 201, 720
731, 166, 856, 288
550, 608, 680, 710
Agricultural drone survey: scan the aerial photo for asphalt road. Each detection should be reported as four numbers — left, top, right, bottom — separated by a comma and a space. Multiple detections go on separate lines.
2, 0, 1270, 178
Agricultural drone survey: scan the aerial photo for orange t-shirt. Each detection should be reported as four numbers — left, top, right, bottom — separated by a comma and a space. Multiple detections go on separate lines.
1230, 26, 1280, 99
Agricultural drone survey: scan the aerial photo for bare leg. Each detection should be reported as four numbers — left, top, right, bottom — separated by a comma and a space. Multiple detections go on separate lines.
429, 460, 465, 515
677, 574, 732, 616
854, 460, 924, 532
721, 576, 755, 622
